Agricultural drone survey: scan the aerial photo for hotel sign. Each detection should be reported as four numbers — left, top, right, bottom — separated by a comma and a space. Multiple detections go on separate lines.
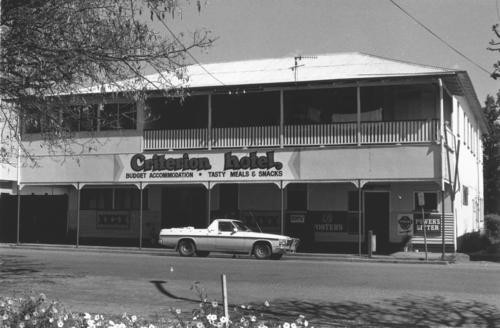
116, 151, 297, 182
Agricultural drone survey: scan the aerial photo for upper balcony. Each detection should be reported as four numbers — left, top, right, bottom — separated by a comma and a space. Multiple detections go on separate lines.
143, 84, 449, 151
144, 119, 440, 150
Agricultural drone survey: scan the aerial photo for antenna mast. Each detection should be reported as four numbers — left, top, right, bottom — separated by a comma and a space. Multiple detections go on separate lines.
291, 55, 317, 81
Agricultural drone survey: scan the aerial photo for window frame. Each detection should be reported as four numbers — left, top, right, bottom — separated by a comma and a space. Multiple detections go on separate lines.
413, 191, 439, 212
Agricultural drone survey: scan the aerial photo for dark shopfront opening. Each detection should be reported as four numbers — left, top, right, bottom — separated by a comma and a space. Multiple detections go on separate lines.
0, 194, 68, 244
161, 185, 207, 229
364, 191, 391, 254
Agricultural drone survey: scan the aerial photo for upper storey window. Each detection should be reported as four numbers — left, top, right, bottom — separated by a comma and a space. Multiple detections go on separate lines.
22, 102, 136, 134
100, 103, 136, 131
145, 96, 207, 130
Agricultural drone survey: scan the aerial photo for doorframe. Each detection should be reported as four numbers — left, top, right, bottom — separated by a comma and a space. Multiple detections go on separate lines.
362, 190, 391, 245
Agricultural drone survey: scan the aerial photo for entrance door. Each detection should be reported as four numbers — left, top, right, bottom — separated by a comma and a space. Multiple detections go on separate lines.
161, 186, 207, 228
364, 192, 390, 254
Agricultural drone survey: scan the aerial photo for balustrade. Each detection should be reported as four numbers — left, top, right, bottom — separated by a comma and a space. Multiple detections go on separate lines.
143, 120, 439, 150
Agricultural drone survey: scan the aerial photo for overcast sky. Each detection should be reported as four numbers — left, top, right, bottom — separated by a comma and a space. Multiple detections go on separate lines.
165, 0, 500, 103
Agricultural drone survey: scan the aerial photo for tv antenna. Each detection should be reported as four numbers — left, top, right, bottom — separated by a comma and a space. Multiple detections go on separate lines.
291, 55, 317, 81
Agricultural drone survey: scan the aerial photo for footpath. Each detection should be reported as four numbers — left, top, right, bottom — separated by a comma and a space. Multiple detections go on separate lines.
0, 242, 469, 265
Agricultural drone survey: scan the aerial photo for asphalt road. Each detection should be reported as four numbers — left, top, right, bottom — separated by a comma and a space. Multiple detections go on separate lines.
1, 248, 500, 327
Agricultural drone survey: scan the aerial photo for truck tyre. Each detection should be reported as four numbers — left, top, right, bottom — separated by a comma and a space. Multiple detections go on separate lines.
178, 240, 195, 257
253, 243, 271, 260
196, 251, 210, 257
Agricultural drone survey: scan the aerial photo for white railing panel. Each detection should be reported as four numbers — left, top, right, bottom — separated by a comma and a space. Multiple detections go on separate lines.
360, 120, 438, 144
284, 122, 357, 146
211, 126, 280, 149
143, 128, 208, 150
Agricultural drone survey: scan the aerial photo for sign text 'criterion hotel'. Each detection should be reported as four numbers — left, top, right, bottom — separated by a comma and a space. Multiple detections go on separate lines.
116, 151, 298, 182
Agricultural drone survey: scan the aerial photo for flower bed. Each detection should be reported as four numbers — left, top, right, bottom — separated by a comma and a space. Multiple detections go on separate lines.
0, 289, 311, 328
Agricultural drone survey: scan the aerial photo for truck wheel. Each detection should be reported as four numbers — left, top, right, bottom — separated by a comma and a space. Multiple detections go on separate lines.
196, 251, 210, 257
253, 243, 271, 260
178, 240, 195, 257
270, 253, 283, 260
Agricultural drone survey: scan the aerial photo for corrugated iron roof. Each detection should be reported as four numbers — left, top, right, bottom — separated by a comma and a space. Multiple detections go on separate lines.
152, 52, 457, 89
83, 52, 457, 93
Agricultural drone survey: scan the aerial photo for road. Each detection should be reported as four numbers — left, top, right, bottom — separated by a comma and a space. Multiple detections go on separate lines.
1, 248, 499, 327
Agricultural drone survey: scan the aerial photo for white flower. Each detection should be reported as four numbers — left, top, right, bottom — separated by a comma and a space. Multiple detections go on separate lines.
131, 315, 137, 322
220, 316, 228, 323
175, 308, 181, 315
258, 324, 268, 328
283, 323, 290, 328
33, 312, 39, 317
148, 324, 156, 328
94, 314, 99, 321
49, 318, 54, 323
206, 314, 217, 322
7, 299, 12, 305
24, 314, 31, 320
52, 307, 58, 314
264, 300, 270, 307
212, 301, 218, 308
196, 322, 205, 328
109, 320, 115, 326
291, 323, 297, 328
304, 320, 309, 327
240, 305, 246, 309
2, 314, 8, 320
63, 315, 68, 321
18, 323, 25, 328
250, 316, 256, 322
57, 321, 64, 328
84, 313, 91, 320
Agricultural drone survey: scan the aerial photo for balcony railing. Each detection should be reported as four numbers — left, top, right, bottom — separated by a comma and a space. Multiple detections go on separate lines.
212, 126, 280, 148
143, 119, 439, 151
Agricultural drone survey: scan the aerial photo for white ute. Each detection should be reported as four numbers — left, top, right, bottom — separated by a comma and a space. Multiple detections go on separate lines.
158, 219, 299, 260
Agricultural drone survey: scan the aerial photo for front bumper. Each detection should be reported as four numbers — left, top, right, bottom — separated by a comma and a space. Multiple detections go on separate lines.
275, 238, 300, 253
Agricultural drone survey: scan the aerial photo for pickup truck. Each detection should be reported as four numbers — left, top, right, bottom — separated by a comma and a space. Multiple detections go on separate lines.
158, 219, 299, 260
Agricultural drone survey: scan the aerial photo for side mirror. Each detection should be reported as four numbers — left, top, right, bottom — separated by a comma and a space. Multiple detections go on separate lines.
231, 228, 238, 234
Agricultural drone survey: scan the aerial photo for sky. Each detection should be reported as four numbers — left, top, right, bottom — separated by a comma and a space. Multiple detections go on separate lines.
163, 0, 500, 104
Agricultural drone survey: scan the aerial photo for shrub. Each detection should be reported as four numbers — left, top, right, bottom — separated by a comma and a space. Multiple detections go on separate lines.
457, 231, 490, 253
485, 214, 500, 243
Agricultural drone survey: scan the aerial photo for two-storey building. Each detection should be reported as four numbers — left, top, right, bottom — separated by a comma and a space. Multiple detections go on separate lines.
0, 53, 487, 254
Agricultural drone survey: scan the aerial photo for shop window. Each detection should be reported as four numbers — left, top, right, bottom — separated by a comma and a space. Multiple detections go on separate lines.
81, 188, 147, 210
100, 103, 136, 130
463, 186, 469, 206
287, 184, 307, 210
413, 192, 438, 211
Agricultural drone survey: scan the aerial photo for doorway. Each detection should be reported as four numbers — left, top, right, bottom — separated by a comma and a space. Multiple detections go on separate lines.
161, 185, 207, 228
364, 191, 390, 254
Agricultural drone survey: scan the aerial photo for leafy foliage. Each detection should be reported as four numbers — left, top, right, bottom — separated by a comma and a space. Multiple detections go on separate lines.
482, 94, 500, 214
485, 213, 500, 242
0, 0, 213, 163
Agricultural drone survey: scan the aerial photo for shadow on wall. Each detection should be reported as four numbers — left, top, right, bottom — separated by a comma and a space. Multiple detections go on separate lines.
252, 296, 500, 327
